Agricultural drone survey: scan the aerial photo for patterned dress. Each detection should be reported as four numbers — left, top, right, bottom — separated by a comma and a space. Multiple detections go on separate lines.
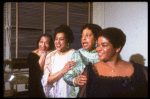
63, 48, 100, 98
41, 49, 75, 98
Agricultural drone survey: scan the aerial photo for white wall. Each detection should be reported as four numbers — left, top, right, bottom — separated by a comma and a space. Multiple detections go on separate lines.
93, 2, 148, 66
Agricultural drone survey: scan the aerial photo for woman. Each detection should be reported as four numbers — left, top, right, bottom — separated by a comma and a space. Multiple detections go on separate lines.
27, 34, 54, 98
78, 27, 148, 98
41, 25, 75, 98
63, 23, 102, 98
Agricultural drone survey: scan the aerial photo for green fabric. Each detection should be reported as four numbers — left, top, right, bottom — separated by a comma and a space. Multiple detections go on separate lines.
63, 48, 100, 98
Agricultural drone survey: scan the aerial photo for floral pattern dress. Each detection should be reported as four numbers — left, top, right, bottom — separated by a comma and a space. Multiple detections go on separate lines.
63, 48, 100, 98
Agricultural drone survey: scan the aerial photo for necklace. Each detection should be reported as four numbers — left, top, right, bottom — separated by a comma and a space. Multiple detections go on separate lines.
106, 65, 116, 73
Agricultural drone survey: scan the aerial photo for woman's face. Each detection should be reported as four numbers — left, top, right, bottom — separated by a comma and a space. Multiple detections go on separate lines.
81, 28, 96, 51
38, 36, 50, 51
54, 33, 68, 52
96, 36, 119, 62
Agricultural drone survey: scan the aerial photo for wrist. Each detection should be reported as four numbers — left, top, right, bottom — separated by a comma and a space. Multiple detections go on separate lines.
74, 77, 78, 86
73, 78, 78, 86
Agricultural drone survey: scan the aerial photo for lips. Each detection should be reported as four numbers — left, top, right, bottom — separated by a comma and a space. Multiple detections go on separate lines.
55, 44, 61, 49
82, 42, 88, 47
97, 52, 103, 57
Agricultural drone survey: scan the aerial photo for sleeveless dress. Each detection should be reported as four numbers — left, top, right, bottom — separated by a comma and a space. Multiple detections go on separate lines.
78, 62, 148, 98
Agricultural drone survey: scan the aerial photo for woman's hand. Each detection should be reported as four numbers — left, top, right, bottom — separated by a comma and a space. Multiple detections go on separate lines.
62, 61, 76, 75
37, 50, 47, 57
74, 70, 87, 86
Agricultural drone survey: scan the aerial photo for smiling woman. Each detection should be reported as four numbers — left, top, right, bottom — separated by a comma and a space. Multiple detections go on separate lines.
27, 34, 54, 98
41, 25, 75, 98
77, 27, 148, 98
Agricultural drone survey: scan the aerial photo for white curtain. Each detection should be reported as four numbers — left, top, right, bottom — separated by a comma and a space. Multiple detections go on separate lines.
4, 2, 11, 71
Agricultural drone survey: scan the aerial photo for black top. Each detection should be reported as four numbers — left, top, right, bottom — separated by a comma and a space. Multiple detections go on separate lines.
78, 62, 148, 98
27, 52, 45, 98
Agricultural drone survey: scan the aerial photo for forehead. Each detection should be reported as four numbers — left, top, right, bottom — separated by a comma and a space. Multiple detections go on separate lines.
40, 36, 49, 41
56, 32, 65, 37
82, 28, 93, 34
97, 36, 110, 43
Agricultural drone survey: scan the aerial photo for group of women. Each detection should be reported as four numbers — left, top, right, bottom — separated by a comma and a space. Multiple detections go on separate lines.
27, 24, 148, 98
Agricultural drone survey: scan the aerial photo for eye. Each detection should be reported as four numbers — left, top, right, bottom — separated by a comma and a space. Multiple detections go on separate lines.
46, 42, 49, 44
87, 34, 91, 36
39, 41, 43, 43
60, 38, 64, 40
102, 44, 108, 47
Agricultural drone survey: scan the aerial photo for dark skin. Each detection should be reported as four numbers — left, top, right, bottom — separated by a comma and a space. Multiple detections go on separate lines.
94, 36, 134, 78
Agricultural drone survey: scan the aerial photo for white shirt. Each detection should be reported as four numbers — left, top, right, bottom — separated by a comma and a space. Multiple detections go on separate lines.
41, 49, 75, 98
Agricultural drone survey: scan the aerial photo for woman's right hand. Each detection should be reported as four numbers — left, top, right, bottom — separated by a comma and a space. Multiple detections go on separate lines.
62, 61, 76, 75
74, 70, 87, 86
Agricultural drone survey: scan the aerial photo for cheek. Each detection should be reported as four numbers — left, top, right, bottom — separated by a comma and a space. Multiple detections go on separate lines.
46, 44, 50, 48
105, 48, 115, 57
38, 43, 42, 47
89, 38, 95, 46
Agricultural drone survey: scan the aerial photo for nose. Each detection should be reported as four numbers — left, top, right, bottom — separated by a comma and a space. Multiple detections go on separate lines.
82, 35, 86, 40
96, 45, 102, 52
41, 42, 45, 47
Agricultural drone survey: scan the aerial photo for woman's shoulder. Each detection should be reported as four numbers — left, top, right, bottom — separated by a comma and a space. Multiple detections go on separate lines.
69, 49, 75, 53
28, 50, 38, 57
47, 50, 54, 54
46, 50, 57, 57
121, 60, 134, 70
119, 60, 134, 77
32, 49, 38, 54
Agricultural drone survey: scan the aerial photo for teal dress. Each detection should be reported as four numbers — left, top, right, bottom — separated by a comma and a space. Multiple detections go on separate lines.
63, 48, 100, 98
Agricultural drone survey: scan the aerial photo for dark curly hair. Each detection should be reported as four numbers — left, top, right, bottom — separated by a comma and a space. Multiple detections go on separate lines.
97, 27, 126, 53
54, 24, 74, 44
37, 34, 54, 50
80, 23, 102, 38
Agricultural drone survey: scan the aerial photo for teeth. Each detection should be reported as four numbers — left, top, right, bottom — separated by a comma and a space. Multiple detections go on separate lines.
83, 42, 88, 45
98, 53, 102, 56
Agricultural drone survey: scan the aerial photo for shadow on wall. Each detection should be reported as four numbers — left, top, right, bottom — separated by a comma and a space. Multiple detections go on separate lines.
129, 53, 145, 66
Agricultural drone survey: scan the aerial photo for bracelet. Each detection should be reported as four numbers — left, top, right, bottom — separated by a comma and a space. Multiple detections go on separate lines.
60, 70, 64, 76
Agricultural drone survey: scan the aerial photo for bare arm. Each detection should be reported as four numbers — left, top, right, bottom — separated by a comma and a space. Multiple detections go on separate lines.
48, 61, 75, 84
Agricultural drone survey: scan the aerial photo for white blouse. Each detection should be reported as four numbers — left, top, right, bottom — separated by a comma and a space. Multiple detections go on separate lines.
41, 49, 75, 98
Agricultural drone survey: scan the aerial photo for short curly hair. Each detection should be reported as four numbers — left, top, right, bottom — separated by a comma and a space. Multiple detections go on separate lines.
54, 24, 74, 44
97, 27, 126, 53
80, 23, 102, 38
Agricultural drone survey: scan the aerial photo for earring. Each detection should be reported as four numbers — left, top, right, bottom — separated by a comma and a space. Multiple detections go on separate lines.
68, 43, 70, 48
95, 42, 97, 47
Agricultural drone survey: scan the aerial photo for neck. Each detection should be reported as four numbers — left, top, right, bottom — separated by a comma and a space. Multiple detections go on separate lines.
86, 47, 96, 53
104, 54, 121, 69
57, 48, 70, 55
